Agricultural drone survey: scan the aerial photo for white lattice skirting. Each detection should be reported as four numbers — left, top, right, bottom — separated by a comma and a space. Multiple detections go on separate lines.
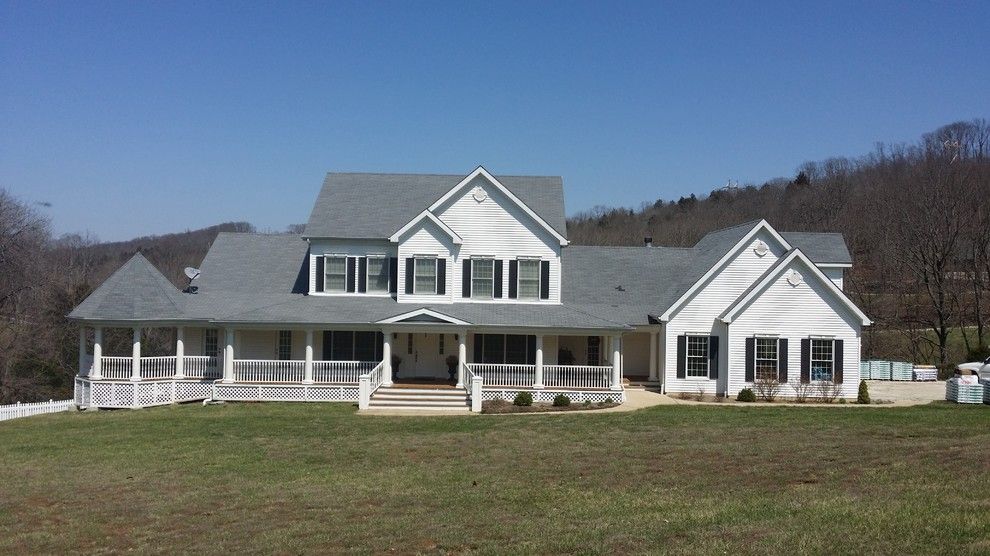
481, 389, 626, 404
211, 383, 359, 403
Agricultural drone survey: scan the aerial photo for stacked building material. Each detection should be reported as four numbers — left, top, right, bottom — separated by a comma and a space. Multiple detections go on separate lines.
870, 360, 892, 381
913, 365, 938, 381
891, 361, 914, 381
945, 376, 984, 404
860, 361, 871, 380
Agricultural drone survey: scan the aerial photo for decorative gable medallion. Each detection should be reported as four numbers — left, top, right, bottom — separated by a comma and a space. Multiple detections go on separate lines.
753, 240, 769, 257
786, 269, 803, 287
471, 186, 487, 203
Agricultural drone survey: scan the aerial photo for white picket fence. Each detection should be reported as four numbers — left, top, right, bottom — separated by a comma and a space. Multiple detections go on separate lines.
0, 399, 74, 422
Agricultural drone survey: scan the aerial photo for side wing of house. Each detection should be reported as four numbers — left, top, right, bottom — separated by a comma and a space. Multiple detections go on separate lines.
723, 252, 867, 399
662, 223, 789, 396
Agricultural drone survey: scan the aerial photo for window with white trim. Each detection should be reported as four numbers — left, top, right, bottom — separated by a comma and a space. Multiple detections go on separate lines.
471, 258, 494, 299
367, 256, 389, 293
686, 335, 710, 377
518, 259, 540, 300
755, 337, 778, 380
811, 339, 834, 381
277, 330, 292, 361
325, 255, 347, 293
203, 329, 218, 357
438, 334, 445, 355
414, 257, 438, 294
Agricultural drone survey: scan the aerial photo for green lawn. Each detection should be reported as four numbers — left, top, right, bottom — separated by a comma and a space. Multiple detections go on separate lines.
1, 403, 988, 554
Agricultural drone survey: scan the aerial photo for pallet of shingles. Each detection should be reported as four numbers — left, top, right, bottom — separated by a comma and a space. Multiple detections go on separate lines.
945, 378, 984, 404
860, 361, 871, 380
870, 360, 891, 381
913, 365, 938, 381
891, 361, 914, 381
983, 380, 990, 405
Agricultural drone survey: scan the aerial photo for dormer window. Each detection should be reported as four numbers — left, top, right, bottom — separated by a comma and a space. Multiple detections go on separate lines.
471, 258, 495, 299
414, 257, 438, 295
325, 256, 347, 293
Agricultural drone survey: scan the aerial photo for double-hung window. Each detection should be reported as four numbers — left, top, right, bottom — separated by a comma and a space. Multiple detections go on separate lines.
367, 256, 389, 293
811, 339, 834, 381
204, 329, 218, 357
324, 255, 347, 293
277, 330, 292, 361
471, 258, 494, 299
755, 338, 778, 380
414, 257, 438, 294
517, 259, 540, 300
686, 335, 710, 377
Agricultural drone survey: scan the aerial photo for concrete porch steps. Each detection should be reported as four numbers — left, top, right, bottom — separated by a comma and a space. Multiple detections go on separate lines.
367, 386, 471, 412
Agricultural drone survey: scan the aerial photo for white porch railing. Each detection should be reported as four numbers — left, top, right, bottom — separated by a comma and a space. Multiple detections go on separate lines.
182, 356, 220, 379
463, 363, 482, 412
467, 363, 535, 387
544, 365, 612, 389
313, 361, 377, 384
233, 359, 305, 383
358, 360, 386, 410
99, 356, 134, 379
140, 356, 176, 379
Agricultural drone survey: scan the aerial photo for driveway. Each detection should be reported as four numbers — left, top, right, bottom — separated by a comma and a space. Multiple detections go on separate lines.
866, 380, 945, 404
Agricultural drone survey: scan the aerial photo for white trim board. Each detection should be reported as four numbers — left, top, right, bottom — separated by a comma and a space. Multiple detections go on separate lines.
389, 210, 463, 244
377, 308, 471, 325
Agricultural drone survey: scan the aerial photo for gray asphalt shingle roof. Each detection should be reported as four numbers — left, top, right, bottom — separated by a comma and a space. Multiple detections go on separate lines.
302, 172, 568, 239
70, 222, 852, 328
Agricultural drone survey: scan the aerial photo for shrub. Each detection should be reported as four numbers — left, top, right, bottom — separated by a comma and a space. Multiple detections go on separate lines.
552, 394, 571, 407
793, 381, 813, 403
583, 399, 591, 407
857, 380, 870, 404
604, 397, 614, 405
513, 391, 533, 406
736, 388, 756, 402
817, 380, 842, 403
754, 376, 781, 402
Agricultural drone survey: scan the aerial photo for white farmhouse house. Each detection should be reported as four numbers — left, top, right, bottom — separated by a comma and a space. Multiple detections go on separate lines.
70, 166, 870, 411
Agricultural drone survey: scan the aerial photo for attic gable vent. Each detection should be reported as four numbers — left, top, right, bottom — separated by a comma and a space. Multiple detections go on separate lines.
754, 240, 769, 257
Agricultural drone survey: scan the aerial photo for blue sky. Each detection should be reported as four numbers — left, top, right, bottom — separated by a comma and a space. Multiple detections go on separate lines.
2, 1, 988, 241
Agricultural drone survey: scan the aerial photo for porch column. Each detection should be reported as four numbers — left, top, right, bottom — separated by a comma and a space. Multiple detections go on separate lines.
91, 326, 103, 379
303, 329, 314, 384
649, 330, 658, 381
533, 334, 544, 389
456, 330, 467, 388
78, 327, 87, 376
382, 330, 393, 387
222, 328, 235, 383
175, 326, 185, 379
130, 327, 142, 382
610, 334, 622, 391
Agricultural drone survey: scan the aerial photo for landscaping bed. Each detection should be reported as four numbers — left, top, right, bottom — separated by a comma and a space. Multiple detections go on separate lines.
482, 398, 619, 413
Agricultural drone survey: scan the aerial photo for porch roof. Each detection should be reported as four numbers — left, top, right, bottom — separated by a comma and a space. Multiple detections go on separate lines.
68, 253, 187, 321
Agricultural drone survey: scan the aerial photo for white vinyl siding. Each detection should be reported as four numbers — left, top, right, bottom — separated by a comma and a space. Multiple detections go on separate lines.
471, 258, 494, 299
432, 175, 561, 303
518, 259, 540, 300
367, 256, 389, 293
325, 256, 347, 293
396, 218, 454, 303
308, 239, 396, 295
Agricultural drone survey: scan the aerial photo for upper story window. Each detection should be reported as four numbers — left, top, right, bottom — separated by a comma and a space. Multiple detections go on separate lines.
472, 258, 494, 299
414, 257, 438, 295
811, 339, 834, 381
325, 256, 347, 293
517, 259, 540, 300
367, 256, 389, 293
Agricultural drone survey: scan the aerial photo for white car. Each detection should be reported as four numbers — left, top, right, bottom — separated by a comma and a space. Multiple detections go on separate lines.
957, 356, 990, 382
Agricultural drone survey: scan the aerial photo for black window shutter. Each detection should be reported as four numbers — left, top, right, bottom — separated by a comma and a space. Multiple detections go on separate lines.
404, 258, 414, 295
800, 339, 811, 383
436, 259, 446, 295
388, 257, 398, 294
708, 336, 719, 379
472, 334, 483, 363
833, 340, 844, 383
676, 335, 686, 379
346, 257, 356, 293
315, 256, 325, 292
493, 260, 503, 298
508, 260, 518, 299
462, 260, 471, 298
539, 260, 550, 299
778, 339, 788, 383
744, 337, 755, 382
526, 335, 536, 365
357, 257, 367, 293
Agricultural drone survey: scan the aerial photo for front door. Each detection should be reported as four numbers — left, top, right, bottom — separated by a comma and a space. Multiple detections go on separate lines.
408, 333, 448, 379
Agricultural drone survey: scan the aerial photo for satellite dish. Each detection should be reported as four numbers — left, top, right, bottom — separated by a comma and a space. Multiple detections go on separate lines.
184, 267, 201, 281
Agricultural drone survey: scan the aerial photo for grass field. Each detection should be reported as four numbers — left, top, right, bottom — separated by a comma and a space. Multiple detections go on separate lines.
1, 402, 989, 554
